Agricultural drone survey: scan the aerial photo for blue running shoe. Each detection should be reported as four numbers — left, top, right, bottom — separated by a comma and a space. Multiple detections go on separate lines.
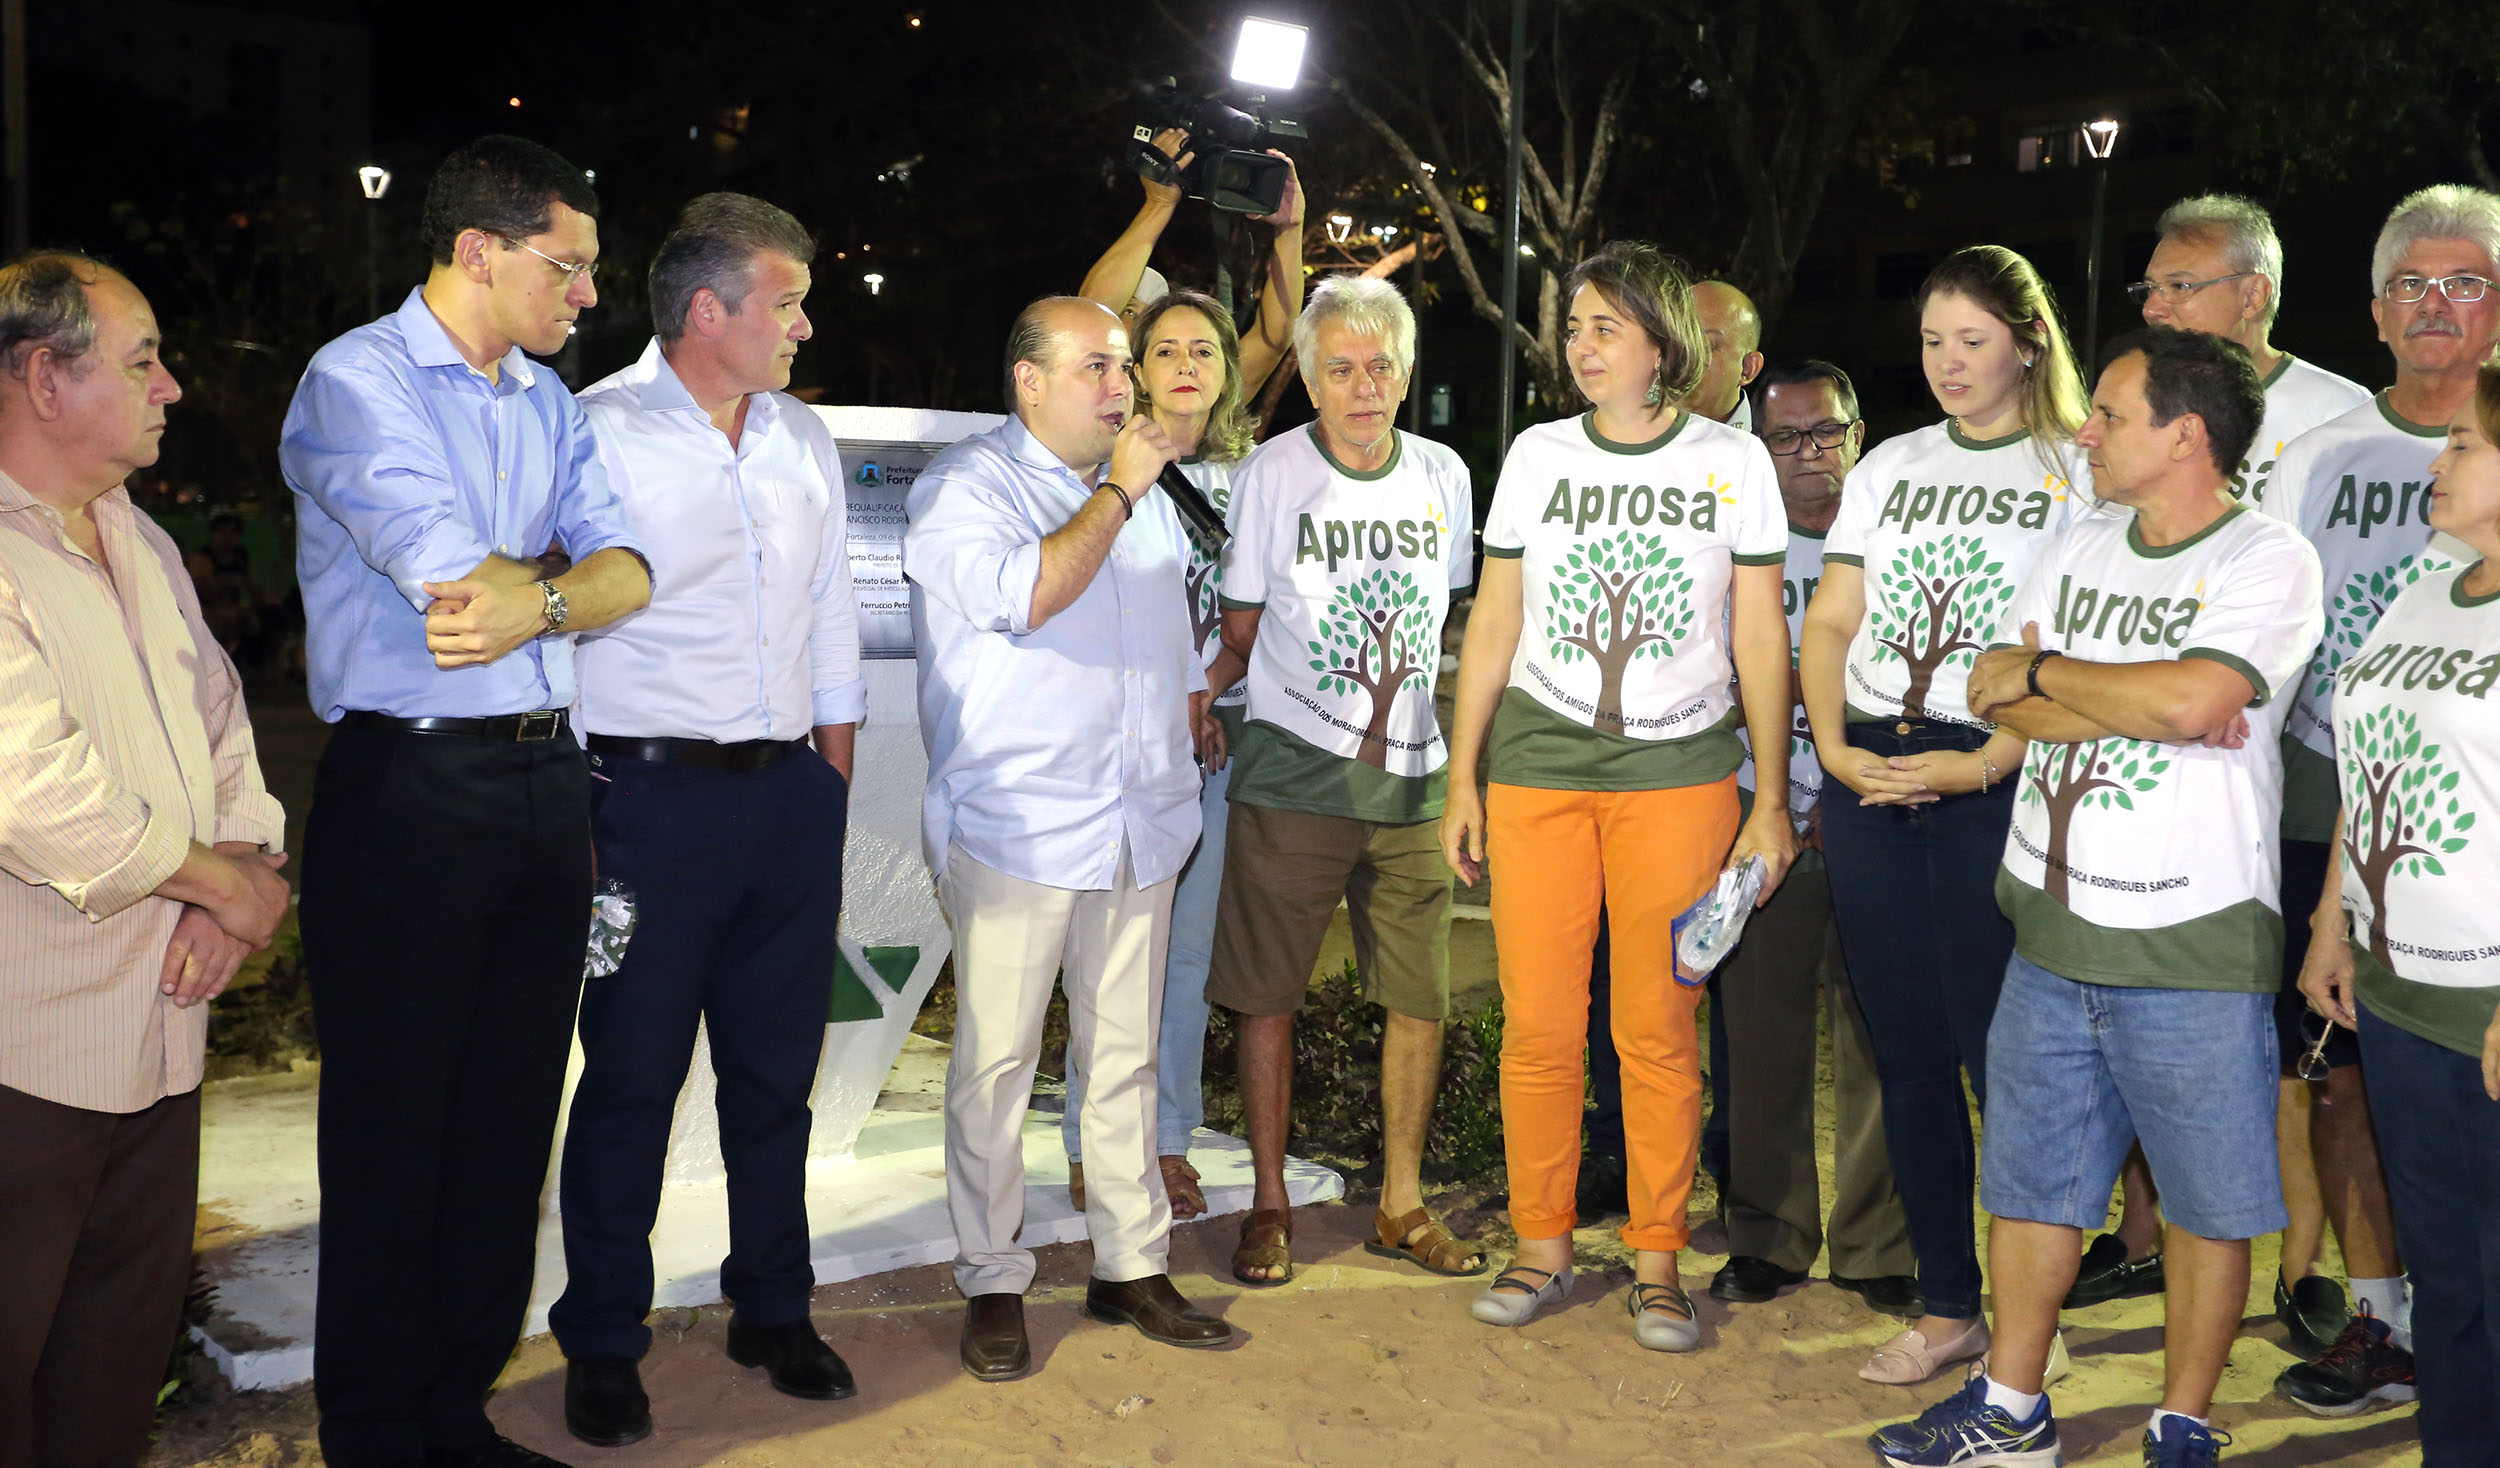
1868, 1376, 2063, 1468
2141, 1415, 2231, 1467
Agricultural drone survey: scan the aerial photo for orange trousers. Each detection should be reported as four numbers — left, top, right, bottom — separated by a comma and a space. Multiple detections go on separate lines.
1487, 777, 1738, 1252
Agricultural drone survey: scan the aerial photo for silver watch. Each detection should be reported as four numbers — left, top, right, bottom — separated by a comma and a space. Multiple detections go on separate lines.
534, 579, 569, 633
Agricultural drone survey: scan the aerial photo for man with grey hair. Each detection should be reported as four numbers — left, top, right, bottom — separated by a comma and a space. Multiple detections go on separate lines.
2255, 181, 2499, 1416
1204, 276, 1483, 1287
2134, 193, 2368, 507
553, 192, 864, 1444
0, 251, 290, 1468
908, 294, 1230, 1382
2067, 192, 2374, 1330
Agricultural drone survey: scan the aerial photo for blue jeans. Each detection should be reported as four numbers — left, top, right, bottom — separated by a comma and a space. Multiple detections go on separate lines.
2359, 1005, 2500, 1466
1981, 954, 2285, 1240
1065, 757, 1226, 1161
1820, 717, 2016, 1320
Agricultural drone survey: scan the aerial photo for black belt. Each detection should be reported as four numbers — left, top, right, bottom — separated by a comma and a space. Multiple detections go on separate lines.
341, 708, 571, 741
585, 734, 810, 773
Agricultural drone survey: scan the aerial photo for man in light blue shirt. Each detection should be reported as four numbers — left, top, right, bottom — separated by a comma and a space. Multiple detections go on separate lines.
552, 193, 864, 1446
278, 135, 649, 1468
906, 295, 1227, 1381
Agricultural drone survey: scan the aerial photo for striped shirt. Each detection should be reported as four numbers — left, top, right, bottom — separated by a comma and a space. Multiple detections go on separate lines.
0, 470, 285, 1113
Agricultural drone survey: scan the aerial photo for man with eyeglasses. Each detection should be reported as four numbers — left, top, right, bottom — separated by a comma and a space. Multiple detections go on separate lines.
2067, 194, 2374, 1334
1706, 361, 1918, 1318
281, 134, 651, 1468
2134, 195, 2369, 510
2255, 183, 2496, 1418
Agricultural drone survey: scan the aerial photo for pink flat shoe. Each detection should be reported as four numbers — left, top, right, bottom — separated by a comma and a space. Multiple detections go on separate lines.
1859, 1317, 1991, 1385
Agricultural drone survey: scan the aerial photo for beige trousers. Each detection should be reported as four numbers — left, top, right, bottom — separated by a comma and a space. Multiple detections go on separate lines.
940, 843, 1176, 1296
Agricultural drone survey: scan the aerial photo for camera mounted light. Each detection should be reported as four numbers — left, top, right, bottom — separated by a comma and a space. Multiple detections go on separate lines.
358, 165, 391, 201
2083, 118, 2120, 161
1230, 18, 1308, 91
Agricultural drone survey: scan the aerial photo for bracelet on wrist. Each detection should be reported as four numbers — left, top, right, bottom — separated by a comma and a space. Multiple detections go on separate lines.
2025, 648, 2059, 701
1981, 753, 1999, 793
1100, 482, 1135, 521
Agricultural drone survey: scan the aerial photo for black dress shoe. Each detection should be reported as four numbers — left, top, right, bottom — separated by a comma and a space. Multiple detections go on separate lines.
1828, 1272, 1924, 1319
563, 1354, 652, 1447
2277, 1273, 2354, 1359
1084, 1274, 1232, 1347
961, 1293, 1031, 1381
725, 1314, 857, 1401
2062, 1232, 2164, 1308
1708, 1256, 1808, 1303
428, 1435, 574, 1468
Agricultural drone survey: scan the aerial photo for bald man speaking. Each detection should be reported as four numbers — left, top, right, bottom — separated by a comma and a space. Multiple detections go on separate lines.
1686, 280, 1766, 429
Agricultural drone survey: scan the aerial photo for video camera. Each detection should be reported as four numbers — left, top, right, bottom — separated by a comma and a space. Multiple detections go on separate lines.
1129, 78, 1306, 216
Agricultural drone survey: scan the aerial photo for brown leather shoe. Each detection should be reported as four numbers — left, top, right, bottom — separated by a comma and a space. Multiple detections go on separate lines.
959, 1293, 1030, 1381
1084, 1274, 1232, 1348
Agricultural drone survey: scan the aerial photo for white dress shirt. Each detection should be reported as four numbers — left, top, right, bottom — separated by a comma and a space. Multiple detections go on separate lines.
574, 339, 865, 741
904, 414, 1204, 891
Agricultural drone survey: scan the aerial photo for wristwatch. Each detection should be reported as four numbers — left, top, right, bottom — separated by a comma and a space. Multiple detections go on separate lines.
2025, 648, 2059, 701
534, 579, 569, 634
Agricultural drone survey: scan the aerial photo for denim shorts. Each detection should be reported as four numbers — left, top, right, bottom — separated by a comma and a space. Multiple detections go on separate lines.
1980, 952, 2288, 1241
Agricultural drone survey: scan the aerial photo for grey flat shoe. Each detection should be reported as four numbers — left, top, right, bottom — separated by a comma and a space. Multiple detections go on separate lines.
1470, 1264, 1572, 1326
1630, 1281, 1701, 1352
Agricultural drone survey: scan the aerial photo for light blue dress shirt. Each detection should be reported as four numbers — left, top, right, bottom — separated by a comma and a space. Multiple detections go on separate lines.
572, 340, 866, 741
280, 288, 643, 721
905, 415, 1204, 891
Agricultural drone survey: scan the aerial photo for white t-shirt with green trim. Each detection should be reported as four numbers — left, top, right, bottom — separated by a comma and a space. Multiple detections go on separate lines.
1220, 425, 1473, 795
2261, 392, 2474, 841
1176, 457, 1247, 711
1736, 525, 1830, 811
1482, 411, 1784, 742
1826, 420, 2092, 725
2332, 563, 2500, 991
2234, 354, 2370, 508
1995, 505, 2323, 992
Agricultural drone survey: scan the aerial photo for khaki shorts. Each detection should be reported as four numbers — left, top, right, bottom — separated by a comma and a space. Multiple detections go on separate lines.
1207, 799, 1454, 1020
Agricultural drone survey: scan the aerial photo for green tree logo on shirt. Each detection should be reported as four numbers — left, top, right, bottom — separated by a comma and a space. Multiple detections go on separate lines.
1309, 567, 1436, 768
2308, 552, 2456, 702
2020, 736, 2172, 906
2340, 705, 2476, 970
1868, 534, 2012, 718
1185, 541, 1223, 655
1543, 530, 1696, 731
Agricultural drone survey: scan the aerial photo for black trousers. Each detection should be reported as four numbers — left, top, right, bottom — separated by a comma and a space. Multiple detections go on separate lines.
551, 749, 849, 1359
0, 1085, 198, 1468
301, 723, 592, 1466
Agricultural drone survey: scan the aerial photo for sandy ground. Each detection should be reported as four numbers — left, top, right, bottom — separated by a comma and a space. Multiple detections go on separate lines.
151, 1187, 2426, 1468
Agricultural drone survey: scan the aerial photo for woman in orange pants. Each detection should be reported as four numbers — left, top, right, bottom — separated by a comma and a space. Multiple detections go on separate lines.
1442, 241, 1798, 1350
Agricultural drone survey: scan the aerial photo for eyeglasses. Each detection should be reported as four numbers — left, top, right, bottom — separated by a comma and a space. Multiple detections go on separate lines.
2383, 274, 2491, 304
495, 234, 600, 284
2125, 272, 2258, 304
1762, 421, 1858, 456
2295, 1015, 2337, 1083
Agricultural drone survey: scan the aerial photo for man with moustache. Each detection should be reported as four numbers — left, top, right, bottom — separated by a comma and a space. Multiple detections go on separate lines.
281, 136, 651, 1468
1707, 362, 1918, 1317
2257, 184, 2498, 1416
906, 296, 1229, 1382
0, 252, 290, 1468
552, 194, 864, 1446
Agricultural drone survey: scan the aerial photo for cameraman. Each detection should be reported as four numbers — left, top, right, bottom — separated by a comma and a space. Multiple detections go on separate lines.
1080, 128, 1306, 400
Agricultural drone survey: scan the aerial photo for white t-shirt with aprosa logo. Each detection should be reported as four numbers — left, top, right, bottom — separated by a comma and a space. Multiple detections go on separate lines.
2333, 564, 2500, 1008
2261, 392, 2474, 842
1174, 456, 1247, 713
1479, 411, 1784, 790
1995, 504, 2323, 993
1220, 424, 1474, 823
1736, 525, 1830, 813
1826, 420, 2091, 726
2234, 354, 2370, 508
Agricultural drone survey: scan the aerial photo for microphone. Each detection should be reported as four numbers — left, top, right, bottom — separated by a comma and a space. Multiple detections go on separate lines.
1156, 461, 1229, 546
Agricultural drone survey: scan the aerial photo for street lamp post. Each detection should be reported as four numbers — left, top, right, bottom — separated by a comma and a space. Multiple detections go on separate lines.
358, 165, 391, 321
2081, 118, 2119, 371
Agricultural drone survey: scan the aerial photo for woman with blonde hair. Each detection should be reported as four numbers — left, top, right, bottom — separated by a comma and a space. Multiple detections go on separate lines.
1799, 244, 2092, 1384
1443, 240, 1796, 1350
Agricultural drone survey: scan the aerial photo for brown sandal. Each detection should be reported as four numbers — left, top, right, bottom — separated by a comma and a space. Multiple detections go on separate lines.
1364, 1206, 1486, 1277
1160, 1154, 1206, 1220
1231, 1207, 1293, 1287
